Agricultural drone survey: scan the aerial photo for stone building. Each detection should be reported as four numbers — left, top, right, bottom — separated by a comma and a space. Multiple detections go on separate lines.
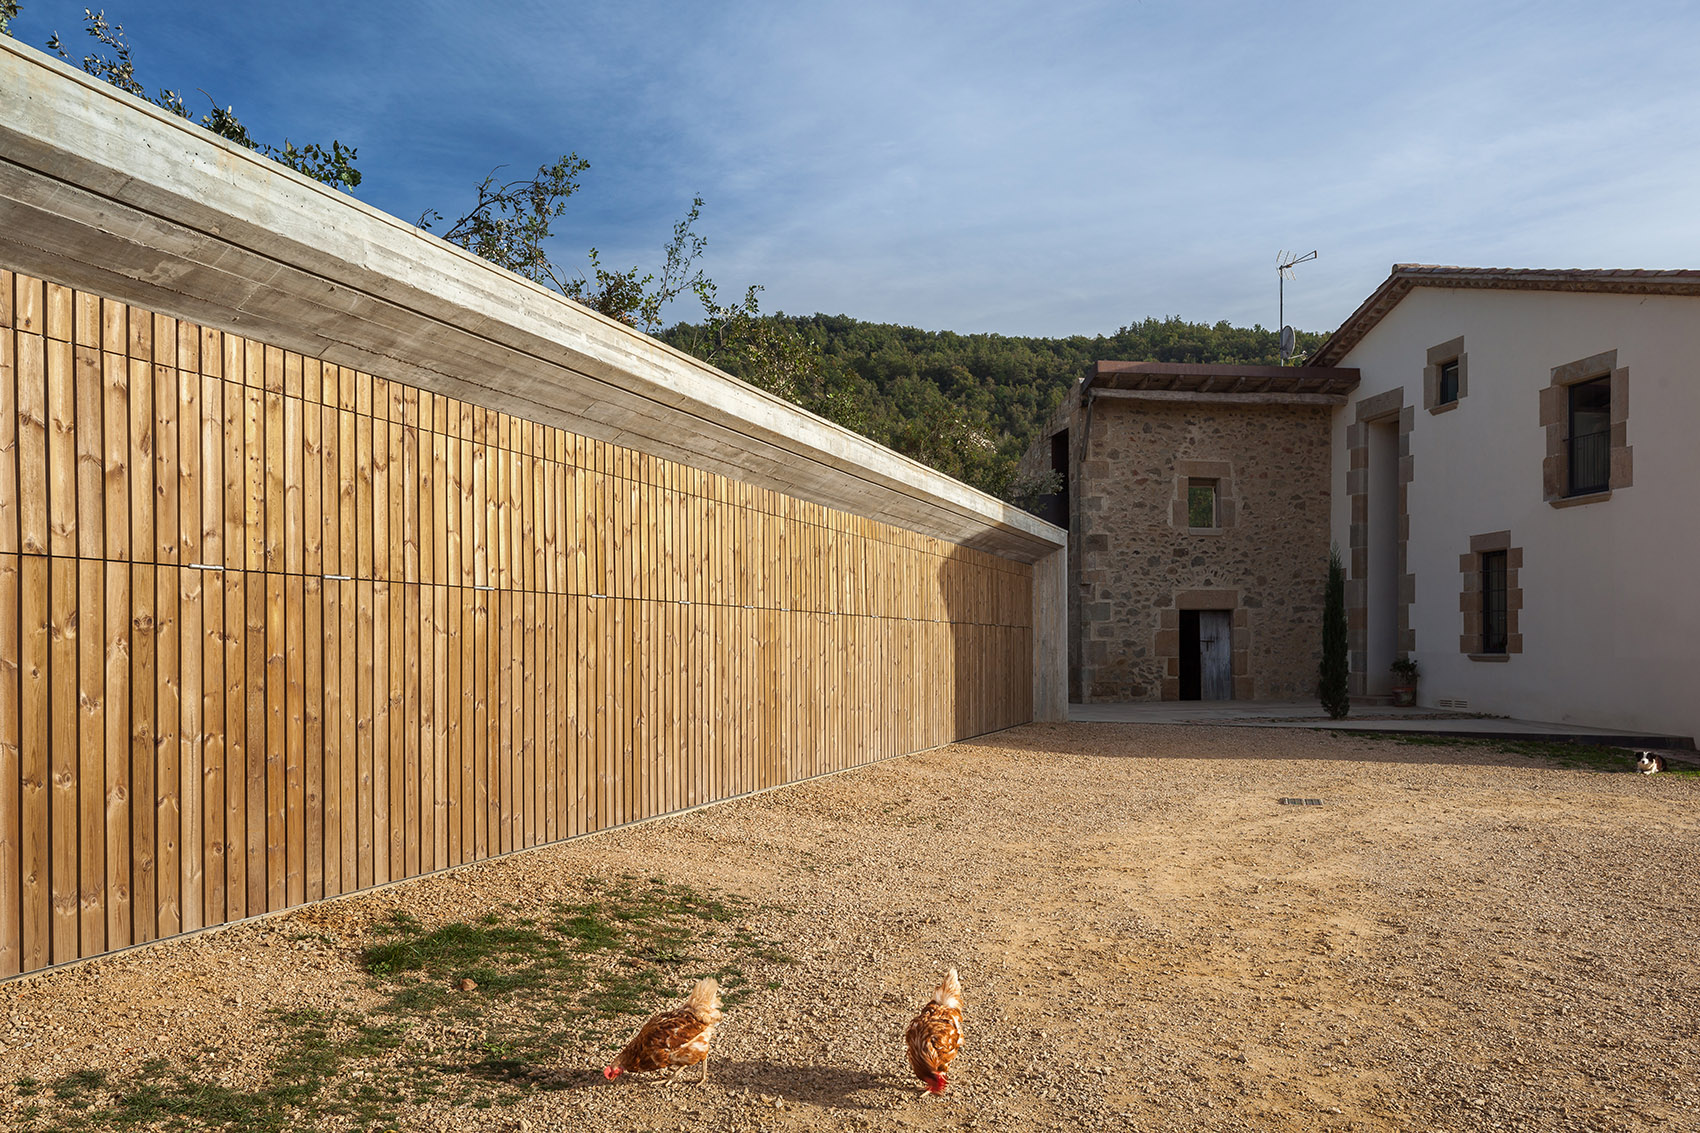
1031, 265, 1699, 746
1024, 361, 1359, 703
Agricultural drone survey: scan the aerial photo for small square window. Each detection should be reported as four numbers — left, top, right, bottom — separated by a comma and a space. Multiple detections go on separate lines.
1438, 359, 1460, 405
1425, 339, 1467, 413
1187, 480, 1217, 529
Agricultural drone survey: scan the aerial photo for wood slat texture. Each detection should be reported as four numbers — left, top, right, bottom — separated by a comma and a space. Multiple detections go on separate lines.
0, 552, 18, 976
1, 274, 1036, 979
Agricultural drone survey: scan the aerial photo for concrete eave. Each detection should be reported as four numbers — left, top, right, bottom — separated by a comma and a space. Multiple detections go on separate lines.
0, 41, 1063, 563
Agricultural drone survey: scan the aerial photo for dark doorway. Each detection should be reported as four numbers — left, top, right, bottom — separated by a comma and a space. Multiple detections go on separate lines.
1179, 609, 1233, 701
1179, 610, 1201, 699
1039, 430, 1069, 528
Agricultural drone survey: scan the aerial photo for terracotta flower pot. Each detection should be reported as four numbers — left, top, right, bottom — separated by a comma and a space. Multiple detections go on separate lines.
1391, 685, 1416, 707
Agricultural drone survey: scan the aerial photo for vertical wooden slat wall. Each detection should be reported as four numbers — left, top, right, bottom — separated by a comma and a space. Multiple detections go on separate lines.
0, 272, 1035, 979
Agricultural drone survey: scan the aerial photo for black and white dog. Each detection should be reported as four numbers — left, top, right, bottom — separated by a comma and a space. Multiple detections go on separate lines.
1635, 751, 1668, 774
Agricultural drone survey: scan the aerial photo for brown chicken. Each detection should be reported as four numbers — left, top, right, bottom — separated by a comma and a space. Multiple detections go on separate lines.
603, 977, 723, 1085
905, 968, 963, 1094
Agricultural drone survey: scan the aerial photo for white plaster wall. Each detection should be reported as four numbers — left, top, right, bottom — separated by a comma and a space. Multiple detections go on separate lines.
1332, 287, 1700, 741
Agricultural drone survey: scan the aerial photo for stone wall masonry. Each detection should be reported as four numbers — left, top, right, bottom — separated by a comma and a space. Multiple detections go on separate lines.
1073, 399, 1334, 701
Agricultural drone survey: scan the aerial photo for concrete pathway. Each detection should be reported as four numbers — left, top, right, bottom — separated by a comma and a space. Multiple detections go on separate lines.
1068, 699, 1694, 749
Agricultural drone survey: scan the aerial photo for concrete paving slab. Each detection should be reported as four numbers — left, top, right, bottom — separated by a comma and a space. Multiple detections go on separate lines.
1068, 699, 1695, 749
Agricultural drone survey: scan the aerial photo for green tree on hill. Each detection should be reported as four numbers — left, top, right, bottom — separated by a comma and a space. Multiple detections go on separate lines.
660, 314, 1325, 503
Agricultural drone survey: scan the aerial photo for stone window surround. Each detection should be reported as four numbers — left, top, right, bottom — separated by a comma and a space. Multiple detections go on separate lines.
1155, 589, 1253, 702
1170, 459, 1237, 534
1460, 531, 1523, 659
1423, 335, 1468, 414
1345, 389, 1415, 697
1540, 349, 1631, 506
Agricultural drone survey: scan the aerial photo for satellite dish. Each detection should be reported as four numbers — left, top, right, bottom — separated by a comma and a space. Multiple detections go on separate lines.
1274, 251, 1316, 365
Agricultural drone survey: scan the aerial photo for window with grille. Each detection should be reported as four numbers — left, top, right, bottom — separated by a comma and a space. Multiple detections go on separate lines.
1567, 377, 1610, 495
1482, 550, 1508, 654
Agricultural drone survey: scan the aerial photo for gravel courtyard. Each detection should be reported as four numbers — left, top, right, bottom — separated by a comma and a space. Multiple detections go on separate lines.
3, 724, 1697, 1132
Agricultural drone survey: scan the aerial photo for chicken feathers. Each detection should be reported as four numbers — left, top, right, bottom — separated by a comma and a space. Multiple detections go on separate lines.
603, 977, 723, 1085
905, 968, 963, 1094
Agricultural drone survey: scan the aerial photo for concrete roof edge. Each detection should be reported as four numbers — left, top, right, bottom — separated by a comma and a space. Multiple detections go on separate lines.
0, 39, 1063, 559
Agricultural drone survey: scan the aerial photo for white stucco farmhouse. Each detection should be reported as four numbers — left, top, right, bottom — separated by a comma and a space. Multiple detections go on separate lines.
1310, 265, 1700, 742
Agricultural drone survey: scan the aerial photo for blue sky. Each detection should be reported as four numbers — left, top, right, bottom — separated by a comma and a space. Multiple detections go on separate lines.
11, 1, 1700, 337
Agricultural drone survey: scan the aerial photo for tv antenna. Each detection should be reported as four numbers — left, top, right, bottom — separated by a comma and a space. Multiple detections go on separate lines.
1277, 249, 1317, 364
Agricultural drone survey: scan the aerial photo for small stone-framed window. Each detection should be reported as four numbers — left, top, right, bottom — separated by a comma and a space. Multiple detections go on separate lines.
1187, 479, 1217, 529
1460, 532, 1521, 660
1566, 376, 1611, 495
1541, 349, 1630, 506
1438, 360, 1460, 405
1481, 550, 1508, 653
1171, 460, 1235, 533
1424, 336, 1467, 413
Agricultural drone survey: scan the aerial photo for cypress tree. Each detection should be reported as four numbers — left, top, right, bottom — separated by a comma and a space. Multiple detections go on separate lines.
1320, 545, 1350, 719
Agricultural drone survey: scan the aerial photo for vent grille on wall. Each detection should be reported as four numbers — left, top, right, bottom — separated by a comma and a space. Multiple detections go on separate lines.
1435, 697, 1470, 710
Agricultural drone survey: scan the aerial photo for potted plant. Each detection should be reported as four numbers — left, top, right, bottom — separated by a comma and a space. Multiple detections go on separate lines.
1389, 657, 1420, 707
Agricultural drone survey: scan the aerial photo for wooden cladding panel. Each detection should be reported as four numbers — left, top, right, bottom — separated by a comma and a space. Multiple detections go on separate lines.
0, 274, 1035, 979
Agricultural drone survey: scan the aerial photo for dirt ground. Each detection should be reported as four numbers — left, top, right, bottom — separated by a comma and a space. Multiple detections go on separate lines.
4, 723, 1698, 1132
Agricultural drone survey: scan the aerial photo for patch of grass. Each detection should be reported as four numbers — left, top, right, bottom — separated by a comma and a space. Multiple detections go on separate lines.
558, 908, 620, 950
355, 873, 784, 1069
17, 1011, 406, 1133
1369, 733, 1699, 774
364, 918, 567, 986
17, 877, 786, 1132
48, 1068, 107, 1113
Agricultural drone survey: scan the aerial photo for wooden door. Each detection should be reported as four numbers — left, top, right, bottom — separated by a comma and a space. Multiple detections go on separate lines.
1199, 610, 1232, 700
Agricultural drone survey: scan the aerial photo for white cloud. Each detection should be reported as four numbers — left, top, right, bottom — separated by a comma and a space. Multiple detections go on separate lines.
16, 0, 1700, 336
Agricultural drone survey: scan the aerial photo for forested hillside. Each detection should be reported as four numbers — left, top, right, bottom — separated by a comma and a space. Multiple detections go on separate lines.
660, 314, 1327, 505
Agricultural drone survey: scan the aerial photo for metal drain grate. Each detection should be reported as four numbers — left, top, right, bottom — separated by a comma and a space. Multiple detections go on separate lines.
1278, 797, 1323, 806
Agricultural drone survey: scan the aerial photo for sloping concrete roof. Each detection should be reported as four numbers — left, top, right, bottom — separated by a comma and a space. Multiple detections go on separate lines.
1308, 264, 1700, 368
0, 41, 1062, 563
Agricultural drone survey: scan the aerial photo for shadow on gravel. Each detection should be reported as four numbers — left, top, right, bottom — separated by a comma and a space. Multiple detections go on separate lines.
965, 723, 1688, 775
504, 1061, 900, 1106
712, 1060, 902, 1109
464, 1059, 604, 1093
